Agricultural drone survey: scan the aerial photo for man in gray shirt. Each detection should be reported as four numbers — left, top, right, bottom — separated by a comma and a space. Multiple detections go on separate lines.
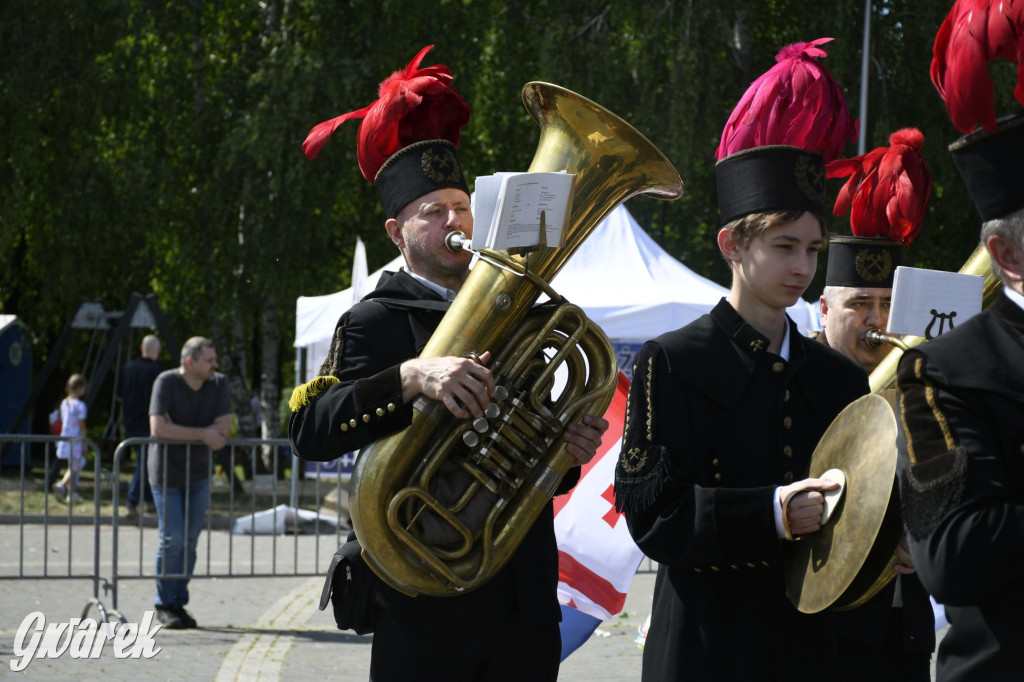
148, 336, 232, 629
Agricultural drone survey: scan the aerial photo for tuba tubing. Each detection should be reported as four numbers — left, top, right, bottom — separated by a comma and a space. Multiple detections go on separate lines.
349, 82, 683, 597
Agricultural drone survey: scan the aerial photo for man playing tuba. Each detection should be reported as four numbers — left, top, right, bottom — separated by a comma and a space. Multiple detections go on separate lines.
289, 46, 607, 682
820, 129, 936, 681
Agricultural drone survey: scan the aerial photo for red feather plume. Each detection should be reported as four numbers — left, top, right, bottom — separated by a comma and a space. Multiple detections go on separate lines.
302, 45, 472, 182
716, 38, 859, 162
932, 0, 1024, 134
826, 128, 932, 246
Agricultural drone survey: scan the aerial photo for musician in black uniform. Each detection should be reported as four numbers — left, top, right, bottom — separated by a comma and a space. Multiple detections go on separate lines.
818, 131, 936, 680
288, 47, 607, 682
615, 37, 871, 680
897, 112, 1024, 681
614, 142, 870, 680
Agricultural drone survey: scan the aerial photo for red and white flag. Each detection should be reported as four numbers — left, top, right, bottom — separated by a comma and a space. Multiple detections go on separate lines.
555, 373, 644, 655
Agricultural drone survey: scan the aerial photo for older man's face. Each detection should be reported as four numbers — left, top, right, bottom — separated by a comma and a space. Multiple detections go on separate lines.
820, 287, 893, 373
189, 346, 219, 382
390, 188, 473, 282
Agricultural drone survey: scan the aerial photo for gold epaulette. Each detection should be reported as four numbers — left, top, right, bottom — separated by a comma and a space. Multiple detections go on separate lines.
288, 376, 340, 412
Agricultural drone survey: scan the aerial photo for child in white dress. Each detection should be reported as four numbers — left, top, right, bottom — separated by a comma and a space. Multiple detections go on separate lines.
54, 374, 88, 503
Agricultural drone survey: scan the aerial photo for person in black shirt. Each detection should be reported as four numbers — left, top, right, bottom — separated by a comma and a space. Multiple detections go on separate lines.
116, 334, 163, 518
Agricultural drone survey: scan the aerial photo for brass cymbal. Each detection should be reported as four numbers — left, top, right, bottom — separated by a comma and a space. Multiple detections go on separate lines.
784, 393, 902, 614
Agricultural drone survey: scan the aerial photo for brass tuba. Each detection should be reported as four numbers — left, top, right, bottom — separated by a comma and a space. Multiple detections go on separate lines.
349, 82, 683, 597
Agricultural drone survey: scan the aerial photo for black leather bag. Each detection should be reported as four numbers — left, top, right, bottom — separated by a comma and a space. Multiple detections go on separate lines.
319, 538, 378, 634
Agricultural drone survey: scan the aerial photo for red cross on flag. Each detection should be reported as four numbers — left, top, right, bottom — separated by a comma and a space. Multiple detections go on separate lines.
554, 372, 644, 656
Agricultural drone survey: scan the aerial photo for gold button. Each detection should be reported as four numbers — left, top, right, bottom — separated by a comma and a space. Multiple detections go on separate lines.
783, 445, 793, 458
783, 416, 792, 429
746, 562, 756, 568
376, 407, 385, 417
362, 414, 371, 423
710, 565, 720, 572
387, 403, 396, 412
714, 473, 722, 483
349, 419, 357, 428
693, 567, 703, 573
784, 390, 790, 402
772, 362, 785, 374
730, 564, 739, 570
712, 458, 720, 467
761, 560, 770, 567
784, 471, 794, 483
340, 423, 349, 432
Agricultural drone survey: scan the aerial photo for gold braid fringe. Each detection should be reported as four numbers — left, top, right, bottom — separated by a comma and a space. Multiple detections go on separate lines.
288, 376, 340, 412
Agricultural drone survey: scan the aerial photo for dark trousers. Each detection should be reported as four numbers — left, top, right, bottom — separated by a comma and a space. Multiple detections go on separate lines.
369, 612, 560, 682
836, 609, 932, 682
127, 443, 153, 506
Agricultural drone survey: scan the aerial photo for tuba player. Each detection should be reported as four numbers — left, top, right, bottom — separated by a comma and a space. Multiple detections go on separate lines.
288, 46, 607, 682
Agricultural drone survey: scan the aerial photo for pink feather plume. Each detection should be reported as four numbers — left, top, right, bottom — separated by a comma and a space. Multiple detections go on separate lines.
716, 38, 859, 162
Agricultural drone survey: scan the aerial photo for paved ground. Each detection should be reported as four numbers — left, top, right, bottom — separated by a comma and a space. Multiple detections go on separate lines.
1, 522, 943, 681
0, 521, 651, 680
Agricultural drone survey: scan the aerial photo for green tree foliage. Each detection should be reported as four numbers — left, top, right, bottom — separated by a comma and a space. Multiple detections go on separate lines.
1, 0, 1008, 431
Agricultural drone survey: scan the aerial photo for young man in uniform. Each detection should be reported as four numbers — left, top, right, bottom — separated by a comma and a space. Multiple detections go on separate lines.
614, 39, 869, 681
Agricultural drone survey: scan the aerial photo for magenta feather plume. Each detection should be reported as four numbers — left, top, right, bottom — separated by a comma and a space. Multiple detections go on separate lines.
302, 45, 471, 182
716, 38, 859, 162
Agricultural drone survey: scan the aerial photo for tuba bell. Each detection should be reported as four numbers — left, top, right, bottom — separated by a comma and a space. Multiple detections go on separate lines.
349, 82, 683, 597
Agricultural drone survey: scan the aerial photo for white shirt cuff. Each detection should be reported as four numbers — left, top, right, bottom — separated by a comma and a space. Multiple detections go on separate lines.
773, 486, 786, 539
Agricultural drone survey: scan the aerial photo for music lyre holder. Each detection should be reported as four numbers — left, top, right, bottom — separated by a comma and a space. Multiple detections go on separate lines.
444, 211, 560, 300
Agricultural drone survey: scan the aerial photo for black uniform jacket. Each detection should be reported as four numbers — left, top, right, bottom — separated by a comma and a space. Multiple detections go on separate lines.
614, 300, 869, 682
896, 291, 1024, 682
289, 269, 578, 628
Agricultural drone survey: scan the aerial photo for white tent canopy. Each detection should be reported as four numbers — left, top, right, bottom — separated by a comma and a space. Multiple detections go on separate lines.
551, 204, 726, 342
548, 204, 819, 341
294, 205, 820, 382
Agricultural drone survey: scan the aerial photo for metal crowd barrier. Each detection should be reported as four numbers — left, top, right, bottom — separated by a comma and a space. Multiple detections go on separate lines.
0, 434, 350, 624
107, 437, 348, 620
0, 434, 111, 621
2, 433, 656, 624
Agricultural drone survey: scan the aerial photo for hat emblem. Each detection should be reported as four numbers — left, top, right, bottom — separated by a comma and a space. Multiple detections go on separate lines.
794, 155, 826, 205
854, 248, 893, 284
421, 147, 463, 184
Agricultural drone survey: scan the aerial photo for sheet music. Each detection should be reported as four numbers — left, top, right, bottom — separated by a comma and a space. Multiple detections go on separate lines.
888, 266, 984, 338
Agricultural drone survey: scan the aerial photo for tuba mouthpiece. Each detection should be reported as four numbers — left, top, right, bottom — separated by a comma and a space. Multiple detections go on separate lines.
445, 231, 469, 252
865, 329, 886, 348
